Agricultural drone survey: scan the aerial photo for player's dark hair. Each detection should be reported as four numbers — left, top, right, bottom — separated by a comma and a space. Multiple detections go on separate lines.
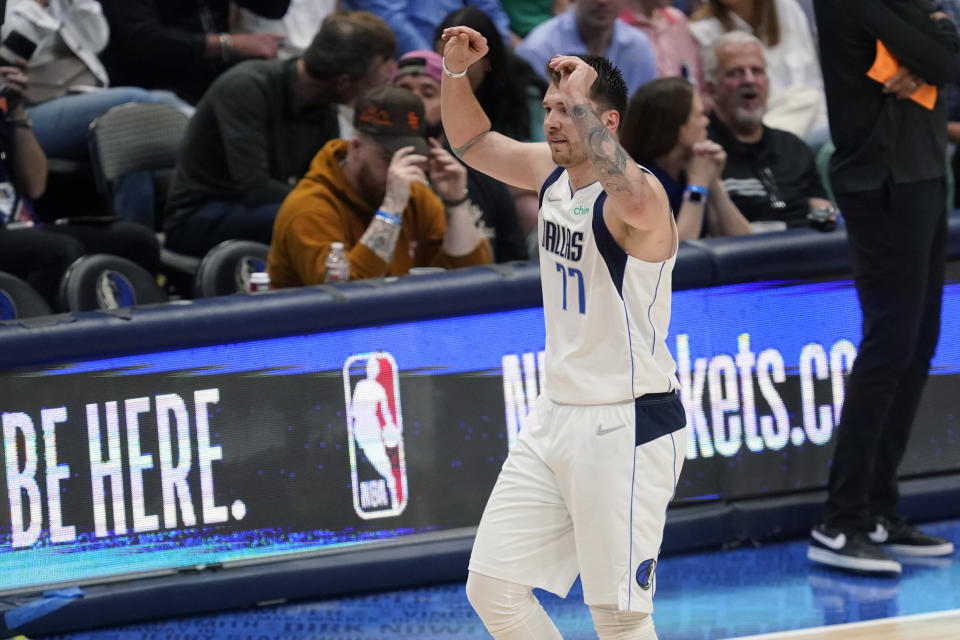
545, 55, 628, 127
434, 7, 546, 141
621, 77, 694, 164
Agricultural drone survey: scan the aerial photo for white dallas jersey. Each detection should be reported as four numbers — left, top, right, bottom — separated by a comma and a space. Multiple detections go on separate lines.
537, 167, 679, 405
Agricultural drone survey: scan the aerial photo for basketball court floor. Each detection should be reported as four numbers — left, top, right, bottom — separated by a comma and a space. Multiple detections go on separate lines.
40, 518, 960, 639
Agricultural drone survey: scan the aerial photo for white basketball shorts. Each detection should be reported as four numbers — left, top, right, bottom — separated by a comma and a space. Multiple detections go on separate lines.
469, 391, 686, 613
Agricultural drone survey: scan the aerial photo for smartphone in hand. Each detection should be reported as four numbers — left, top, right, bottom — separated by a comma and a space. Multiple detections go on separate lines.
0, 30, 38, 96
0, 30, 38, 66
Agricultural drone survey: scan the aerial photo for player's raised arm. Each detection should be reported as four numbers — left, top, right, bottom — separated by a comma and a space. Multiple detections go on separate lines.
440, 26, 554, 192
549, 55, 669, 232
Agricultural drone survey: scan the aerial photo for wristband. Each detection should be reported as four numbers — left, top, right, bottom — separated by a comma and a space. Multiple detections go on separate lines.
684, 183, 707, 204
375, 210, 402, 226
8, 117, 31, 129
442, 57, 468, 78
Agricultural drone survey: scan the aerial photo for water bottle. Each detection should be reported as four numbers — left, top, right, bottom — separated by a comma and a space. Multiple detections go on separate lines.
324, 242, 350, 283
249, 272, 271, 292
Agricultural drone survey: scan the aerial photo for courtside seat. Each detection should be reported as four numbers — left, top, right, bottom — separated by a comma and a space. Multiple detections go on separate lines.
193, 240, 270, 298
674, 241, 715, 291
0, 272, 52, 320
87, 103, 189, 228
88, 103, 198, 296
696, 226, 851, 286
58, 254, 169, 312
160, 244, 202, 292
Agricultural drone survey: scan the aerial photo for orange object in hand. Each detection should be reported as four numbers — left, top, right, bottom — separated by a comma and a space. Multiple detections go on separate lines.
867, 41, 937, 110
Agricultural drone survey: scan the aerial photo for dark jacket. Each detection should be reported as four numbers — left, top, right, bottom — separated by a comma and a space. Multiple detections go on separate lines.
165, 58, 339, 230
814, 0, 960, 193
99, 0, 290, 104
708, 114, 827, 227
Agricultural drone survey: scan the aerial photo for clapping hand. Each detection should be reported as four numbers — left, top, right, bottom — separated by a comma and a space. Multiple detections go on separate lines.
687, 140, 726, 189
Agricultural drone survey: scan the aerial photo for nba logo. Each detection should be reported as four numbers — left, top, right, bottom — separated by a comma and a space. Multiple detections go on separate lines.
343, 351, 408, 519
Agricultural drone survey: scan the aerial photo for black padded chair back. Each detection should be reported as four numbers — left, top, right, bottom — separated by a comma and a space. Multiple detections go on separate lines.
193, 240, 270, 298
88, 102, 189, 185
87, 102, 189, 225
88, 102, 199, 293
59, 254, 169, 312
0, 272, 52, 319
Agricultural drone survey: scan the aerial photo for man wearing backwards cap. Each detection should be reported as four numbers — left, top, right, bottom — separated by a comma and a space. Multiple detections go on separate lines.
393, 50, 446, 139
267, 85, 492, 286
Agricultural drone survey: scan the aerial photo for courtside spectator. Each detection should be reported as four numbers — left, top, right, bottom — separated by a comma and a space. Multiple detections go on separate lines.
4, 0, 192, 228
267, 85, 492, 286
236, 0, 337, 60
99, 0, 290, 105
500, 0, 569, 43
623, 77, 751, 240
163, 12, 395, 258
0, 64, 159, 308
620, 0, 706, 94
393, 49, 527, 261
690, 0, 827, 143
704, 32, 833, 228
344, 0, 513, 55
516, 0, 657, 97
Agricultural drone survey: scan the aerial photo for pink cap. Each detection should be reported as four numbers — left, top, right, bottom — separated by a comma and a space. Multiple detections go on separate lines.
394, 49, 444, 85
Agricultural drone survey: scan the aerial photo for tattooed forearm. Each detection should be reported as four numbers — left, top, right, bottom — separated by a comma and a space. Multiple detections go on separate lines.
360, 217, 402, 263
570, 102, 633, 193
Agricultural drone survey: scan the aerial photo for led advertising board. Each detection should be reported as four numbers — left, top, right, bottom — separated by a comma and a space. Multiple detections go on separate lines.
1, 278, 957, 594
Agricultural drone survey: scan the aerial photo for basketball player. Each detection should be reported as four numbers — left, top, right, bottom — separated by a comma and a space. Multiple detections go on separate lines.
441, 26, 686, 640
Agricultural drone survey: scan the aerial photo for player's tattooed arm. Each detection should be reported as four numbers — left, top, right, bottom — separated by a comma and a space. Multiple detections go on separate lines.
570, 103, 632, 195
360, 217, 402, 263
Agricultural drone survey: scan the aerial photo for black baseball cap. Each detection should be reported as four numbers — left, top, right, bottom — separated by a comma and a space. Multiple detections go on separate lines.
354, 85, 429, 155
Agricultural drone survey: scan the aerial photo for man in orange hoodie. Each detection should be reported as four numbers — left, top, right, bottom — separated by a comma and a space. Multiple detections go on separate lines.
268, 85, 492, 286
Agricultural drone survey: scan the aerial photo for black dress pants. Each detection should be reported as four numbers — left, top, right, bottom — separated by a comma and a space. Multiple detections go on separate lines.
165, 200, 280, 258
825, 178, 947, 532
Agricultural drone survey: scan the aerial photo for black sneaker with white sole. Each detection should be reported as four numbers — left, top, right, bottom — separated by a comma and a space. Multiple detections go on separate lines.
808, 524, 902, 574
869, 516, 955, 557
